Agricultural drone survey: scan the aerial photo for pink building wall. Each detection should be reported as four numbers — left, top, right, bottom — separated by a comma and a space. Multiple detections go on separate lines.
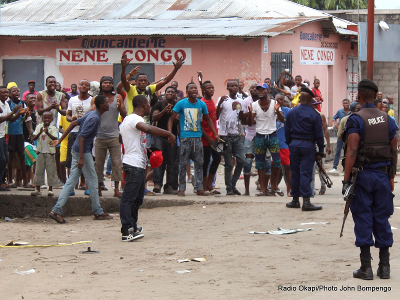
267, 22, 358, 124
0, 22, 356, 123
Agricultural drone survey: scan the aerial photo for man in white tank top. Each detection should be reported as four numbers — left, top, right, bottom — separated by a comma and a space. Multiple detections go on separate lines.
248, 83, 284, 196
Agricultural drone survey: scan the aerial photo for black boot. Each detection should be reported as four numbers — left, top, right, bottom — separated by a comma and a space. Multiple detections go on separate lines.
302, 197, 322, 211
353, 254, 373, 280
286, 197, 300, 208
377, 254, 390, 279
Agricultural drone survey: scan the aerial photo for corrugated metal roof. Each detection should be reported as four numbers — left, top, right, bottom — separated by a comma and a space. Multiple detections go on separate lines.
0, 18, 328, 37
0, 0, 356, 37
1, 0, 330, 21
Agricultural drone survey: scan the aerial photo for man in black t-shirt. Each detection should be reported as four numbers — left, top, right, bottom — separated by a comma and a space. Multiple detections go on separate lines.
151, 86, 179, 194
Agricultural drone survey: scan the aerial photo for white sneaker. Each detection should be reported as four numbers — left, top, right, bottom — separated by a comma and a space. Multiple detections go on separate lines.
327, 168, 338, 174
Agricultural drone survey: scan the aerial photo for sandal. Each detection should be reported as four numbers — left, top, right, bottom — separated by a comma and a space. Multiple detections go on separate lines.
255, 192, 265, 196
271, 188, 284, 197
196, 191, 210, 196
144, 189, 155, 196
319, 186, 326, 195
93, 213, 113, 220
178, 190, 185, 197
78, 185, 87, 190
113, 191, 122, 198
209, 189, 221, 195
9, 183, 17, 188
49, 211, 66, 224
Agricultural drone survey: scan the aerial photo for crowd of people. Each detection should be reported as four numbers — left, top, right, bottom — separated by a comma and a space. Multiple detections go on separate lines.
0, 53, 397, 253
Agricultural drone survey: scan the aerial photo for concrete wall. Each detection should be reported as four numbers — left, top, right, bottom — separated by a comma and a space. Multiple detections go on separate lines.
328, 9, 400, 122
361, 61, 400, 122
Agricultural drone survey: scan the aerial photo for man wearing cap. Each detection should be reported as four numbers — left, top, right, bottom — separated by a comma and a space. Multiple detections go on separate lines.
22, 80, 37, 100
248, 83, 284, 196
91, 76, 126, 198
285, 86, 325, 211
343, 79, 398, 280
119, 95, 176, 241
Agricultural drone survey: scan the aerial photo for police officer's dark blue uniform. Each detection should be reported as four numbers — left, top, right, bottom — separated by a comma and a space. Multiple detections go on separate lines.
343, 79, 398, 280
285, 86, 325, 211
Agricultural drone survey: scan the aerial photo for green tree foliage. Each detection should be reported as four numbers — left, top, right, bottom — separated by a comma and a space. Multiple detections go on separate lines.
291, 0, 367, 10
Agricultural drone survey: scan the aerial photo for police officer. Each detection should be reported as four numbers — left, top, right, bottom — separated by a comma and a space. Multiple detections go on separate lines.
285, 86, 325, 211
343, 79, 398, 280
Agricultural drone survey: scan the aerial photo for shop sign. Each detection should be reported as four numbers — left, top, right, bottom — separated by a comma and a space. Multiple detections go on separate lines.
56, 48, 192, 65
300, 46, 335, 65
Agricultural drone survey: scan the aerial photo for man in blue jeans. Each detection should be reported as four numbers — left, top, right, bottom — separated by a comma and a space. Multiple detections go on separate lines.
217, 80, 246, 195
48, 95, 112, 223
329, 99, 350, 174
119, 95, 176, 241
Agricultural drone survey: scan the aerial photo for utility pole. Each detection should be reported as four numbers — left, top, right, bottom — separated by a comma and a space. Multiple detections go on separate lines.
366, 0, 374, 80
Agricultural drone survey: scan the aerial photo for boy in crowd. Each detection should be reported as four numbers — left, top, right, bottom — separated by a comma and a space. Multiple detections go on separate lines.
119, 95, 176, 241
7, 86, 31, 188
168, 82, 219, 196
31, 112, 59, 196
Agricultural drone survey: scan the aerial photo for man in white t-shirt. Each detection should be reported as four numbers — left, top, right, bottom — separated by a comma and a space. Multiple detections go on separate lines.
217, 80, 246, 195
65, 79, 92, 187
249, 83, 284, 196
119, 95, 176, 242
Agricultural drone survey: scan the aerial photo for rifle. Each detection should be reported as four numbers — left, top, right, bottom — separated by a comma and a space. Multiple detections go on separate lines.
340, 167, 359, 237
315, 157, 333, 188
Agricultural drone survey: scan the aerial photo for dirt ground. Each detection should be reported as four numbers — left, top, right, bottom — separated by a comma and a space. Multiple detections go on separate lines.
1, 166, 399, 299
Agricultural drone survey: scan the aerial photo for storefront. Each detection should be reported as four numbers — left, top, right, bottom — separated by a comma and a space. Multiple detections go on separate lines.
0, 1, 358, 123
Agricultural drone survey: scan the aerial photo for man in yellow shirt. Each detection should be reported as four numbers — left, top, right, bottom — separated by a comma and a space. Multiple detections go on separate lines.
119, 53, 184, 131
383, 98, 395, 117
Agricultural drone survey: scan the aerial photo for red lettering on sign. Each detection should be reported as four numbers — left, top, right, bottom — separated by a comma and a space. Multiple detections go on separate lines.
174, 49, 186, 61
300, 49, 314, 61
84, 50, 96, 62
317, 50, 333, 61
135, 50, 146, 62
148, 49, 159, 62
59, 50, 70, 61
97, 50, 108, 62
72, 50, 83, 62
161, 49, 172, 61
